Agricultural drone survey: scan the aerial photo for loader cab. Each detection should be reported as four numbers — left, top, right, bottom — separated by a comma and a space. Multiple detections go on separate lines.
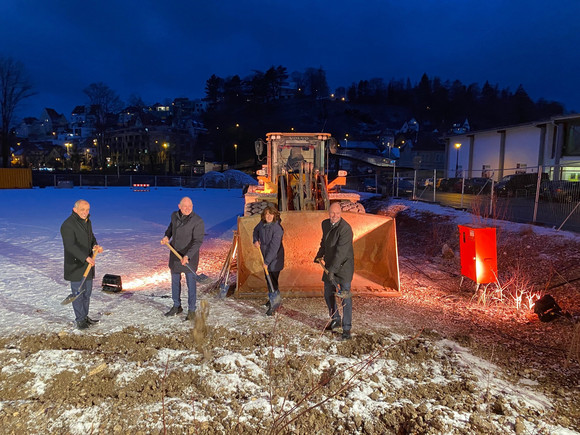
266, 132, 330, 182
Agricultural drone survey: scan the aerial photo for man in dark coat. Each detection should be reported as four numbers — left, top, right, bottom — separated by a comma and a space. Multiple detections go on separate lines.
315, 202, 354, 340
60, 199, 103, 330
161, 197, 205, 321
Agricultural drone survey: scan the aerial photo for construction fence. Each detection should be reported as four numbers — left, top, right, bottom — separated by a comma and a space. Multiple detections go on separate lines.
346, 164, 580, 233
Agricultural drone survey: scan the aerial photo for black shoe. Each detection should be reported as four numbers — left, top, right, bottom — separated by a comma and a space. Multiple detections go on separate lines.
76, 319, 90, 330
86, 316, 100, 325
264, 300, 271, 307
164, 306, 183, 317
342, 330, 352, 340
184, 311, 196, 322
325, 319, 341, 331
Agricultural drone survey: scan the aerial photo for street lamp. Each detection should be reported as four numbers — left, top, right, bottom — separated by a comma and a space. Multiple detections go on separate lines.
234, 143, 238, 167
163, 142, 169, 174
454, 143, 461, 177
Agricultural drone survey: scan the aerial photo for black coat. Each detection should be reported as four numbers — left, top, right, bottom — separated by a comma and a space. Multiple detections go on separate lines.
60, 212, 98, 282
253, 221, 284, 272
164, 211, 205, 273
315, 217, 354, 283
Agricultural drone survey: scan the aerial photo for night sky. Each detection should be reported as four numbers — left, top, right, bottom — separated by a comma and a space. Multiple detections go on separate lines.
2, 0, 579, 119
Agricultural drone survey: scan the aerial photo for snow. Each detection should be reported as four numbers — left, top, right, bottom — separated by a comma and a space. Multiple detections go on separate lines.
0, 186, 244, 336
0, 187, 578, 433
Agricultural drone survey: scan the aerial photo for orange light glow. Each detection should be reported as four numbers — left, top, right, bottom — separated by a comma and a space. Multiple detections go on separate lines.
122, 271, 170, 290
262, 185, 275, 193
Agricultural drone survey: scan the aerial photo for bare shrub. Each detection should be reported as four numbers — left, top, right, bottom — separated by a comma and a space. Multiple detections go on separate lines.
469, 195, 509, 232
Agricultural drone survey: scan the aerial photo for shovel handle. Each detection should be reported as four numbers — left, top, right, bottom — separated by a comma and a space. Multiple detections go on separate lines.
162, 240, 185, 261
82, 247, 100, 277
256, 244, 275, 292
317, 260, 340, 288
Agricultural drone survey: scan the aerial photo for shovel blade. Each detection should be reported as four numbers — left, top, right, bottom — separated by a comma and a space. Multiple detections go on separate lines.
218, 283, 229, 299
61, 293, 78, 305
195, 273, 212, 284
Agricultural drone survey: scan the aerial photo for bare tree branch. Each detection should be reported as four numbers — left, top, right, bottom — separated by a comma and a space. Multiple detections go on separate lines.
0, 57, 35, 167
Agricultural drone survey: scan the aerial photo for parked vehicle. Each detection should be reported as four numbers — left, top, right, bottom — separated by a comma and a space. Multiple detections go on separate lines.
464, 177, 492, 194
362, 178, 377, 193
493, 173, 548, 197
541, 180, 580, 203
437, 178, 462, 192
385, 178, 414, 197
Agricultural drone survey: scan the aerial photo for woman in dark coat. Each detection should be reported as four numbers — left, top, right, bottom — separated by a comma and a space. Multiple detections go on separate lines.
253, 205, 284, 315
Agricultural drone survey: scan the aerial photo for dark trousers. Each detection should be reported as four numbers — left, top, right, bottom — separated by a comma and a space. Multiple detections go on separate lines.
324, 280, 352, 331
171, 272, 197, 312
70, 279, 93, 323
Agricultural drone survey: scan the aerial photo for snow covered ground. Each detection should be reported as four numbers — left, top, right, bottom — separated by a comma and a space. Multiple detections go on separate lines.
0, 186, 246, 336
0, 186, 578, 434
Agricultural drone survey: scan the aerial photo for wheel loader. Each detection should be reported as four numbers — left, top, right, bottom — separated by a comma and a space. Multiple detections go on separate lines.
234, 132, 400, 298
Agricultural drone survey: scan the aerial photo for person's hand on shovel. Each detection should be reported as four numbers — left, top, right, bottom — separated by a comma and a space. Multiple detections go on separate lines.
86, 245, 103, 266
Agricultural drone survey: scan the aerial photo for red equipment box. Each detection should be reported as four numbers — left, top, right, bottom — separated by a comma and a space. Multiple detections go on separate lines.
458, 225, 497, 284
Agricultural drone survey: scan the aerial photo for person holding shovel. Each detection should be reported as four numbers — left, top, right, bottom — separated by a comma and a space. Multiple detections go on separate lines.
253, 204, 284, 316
314, 202, 354, 340
60, 199, 103, 330
161, 196, 204, 321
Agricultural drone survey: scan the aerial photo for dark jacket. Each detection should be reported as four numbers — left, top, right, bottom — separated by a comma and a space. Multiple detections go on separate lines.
60, 212, 98, 282
316, 217, 354, 283
164, 211, 205, 273
253, 221, 284, 272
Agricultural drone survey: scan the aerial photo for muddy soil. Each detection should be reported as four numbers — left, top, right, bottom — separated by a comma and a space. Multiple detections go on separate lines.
0, 203, 579, 434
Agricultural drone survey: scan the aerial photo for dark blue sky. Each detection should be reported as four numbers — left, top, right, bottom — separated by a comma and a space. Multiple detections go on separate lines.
3, 0, 579, 120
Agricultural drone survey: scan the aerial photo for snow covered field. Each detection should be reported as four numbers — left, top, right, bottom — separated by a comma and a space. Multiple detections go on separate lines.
0, 186, 578, 434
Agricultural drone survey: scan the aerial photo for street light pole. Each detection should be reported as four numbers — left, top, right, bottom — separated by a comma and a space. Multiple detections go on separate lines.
234, 143, 238, 167
454, 143, 461, 177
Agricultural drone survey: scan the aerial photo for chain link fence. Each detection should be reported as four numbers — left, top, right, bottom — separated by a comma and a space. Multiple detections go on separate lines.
346, 163, 580, 232
32, 172, 208, 189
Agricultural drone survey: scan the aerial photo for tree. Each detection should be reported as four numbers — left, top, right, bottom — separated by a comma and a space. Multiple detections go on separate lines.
0, 57, 35, 167
304, 67, 329, 99
83, 82, 123, 115
204, 74, 224, 105
83, 82, 123, 167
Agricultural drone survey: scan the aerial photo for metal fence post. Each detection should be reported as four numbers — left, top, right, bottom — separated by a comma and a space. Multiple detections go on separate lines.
433, 169, 436, 202
490, 179, 495, 216
532, 165, 542, 223
460, 174, 465, 208
392, 162, 396, 197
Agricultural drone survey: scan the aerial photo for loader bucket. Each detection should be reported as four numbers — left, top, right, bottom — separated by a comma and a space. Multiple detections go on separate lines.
235, 211, 400, 298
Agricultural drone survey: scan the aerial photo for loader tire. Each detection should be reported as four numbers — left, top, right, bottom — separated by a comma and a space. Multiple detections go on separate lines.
245, 201, 270, 216
340, 201, 365, 213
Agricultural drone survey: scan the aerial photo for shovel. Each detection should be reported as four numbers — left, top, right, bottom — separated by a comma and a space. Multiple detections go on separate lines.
218, 233, 238, 298
257, 245, 281, 308
162, 240, 211, 284
317, 260, 352, 299
61, 248, 99, 305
